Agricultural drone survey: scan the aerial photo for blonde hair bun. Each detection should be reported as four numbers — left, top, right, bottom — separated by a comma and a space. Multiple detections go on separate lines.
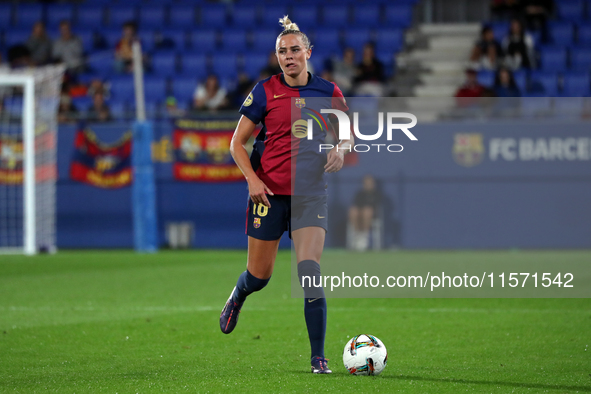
279, 15, 300, 31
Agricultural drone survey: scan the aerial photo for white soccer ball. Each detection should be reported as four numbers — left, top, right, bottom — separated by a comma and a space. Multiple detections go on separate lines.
343, 334, 388, 376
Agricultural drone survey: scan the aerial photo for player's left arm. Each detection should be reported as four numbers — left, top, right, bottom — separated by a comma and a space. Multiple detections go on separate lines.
325, 84, 353, 173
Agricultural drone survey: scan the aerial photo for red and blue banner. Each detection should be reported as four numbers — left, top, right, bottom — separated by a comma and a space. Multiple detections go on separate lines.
70, 129, 132, 188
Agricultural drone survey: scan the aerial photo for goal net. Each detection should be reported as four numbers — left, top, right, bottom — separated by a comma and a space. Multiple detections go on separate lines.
0, 65, 65, 254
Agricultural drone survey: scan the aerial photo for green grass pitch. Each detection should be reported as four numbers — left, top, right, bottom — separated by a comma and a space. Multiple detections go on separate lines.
0, 250, 589, 393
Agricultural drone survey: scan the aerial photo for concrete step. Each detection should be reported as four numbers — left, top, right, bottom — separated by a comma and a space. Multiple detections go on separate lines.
419, 73, 464, 86
403, 49, 470, 61
428, 37, 475, 49
419, 23, 481, 36
414, 85, 457, 97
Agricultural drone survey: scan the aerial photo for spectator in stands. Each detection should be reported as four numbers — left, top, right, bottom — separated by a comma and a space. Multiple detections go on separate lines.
493, 67, 521, 97
333, 47, 356, 95
470, 26, 503, 70
520, 0, 553, 39
193, 74, 228, 111
354, 42, 385, 96
261, 51, 282, 76
348, 175, 381, 251
490, 0, 521, 21
455, 67, 487, 107
87, 92, 111, 122
502, 18, 535, 70
164, 97, 185, 118
52, 20, 84, 73
87, 79, 109, 99
26, 22, 52, 66
57, 94, 78, 124
114, 21, 137, 73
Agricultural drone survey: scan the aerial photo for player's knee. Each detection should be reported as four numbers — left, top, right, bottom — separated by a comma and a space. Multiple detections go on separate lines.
245, 269, 270, 293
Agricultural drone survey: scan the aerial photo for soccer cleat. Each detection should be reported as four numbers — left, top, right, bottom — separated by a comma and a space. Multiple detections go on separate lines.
311, 357, 332, 374
219, 287, 243, 334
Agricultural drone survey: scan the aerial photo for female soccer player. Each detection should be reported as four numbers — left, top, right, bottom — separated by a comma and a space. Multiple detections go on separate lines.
220, 16, 351, 374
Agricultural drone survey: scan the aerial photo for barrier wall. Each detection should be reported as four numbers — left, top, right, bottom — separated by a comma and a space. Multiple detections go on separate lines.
56, 120, 591, 249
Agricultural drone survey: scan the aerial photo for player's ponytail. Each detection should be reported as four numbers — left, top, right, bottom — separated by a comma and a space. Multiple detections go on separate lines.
276, 15, 312, 50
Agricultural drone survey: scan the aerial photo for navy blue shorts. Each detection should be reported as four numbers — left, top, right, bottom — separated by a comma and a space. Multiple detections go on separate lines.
246, 195, 328, 241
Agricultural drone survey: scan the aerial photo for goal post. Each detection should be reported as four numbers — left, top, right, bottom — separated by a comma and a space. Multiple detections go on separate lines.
0, 65, 65, 255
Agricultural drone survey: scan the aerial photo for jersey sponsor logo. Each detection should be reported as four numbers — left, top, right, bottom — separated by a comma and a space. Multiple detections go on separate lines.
274, 93, 286, 99
243, 92, 253, 107
253, 217, 261, 228
453, 133, 484, 167
291, 119, 309, 139
295, 98, 306, 108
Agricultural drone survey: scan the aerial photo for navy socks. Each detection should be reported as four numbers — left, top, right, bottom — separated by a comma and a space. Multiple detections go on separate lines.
298, 260, 327, 360
232, 270, 269, 304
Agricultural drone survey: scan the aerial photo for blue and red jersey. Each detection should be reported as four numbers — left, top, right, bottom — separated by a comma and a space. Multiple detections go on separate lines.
239, 72, 348, 196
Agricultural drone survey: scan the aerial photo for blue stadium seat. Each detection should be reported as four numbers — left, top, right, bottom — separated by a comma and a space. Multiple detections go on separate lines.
46, 5, 74, 28
384, 5, 413, 28
231, 5, 258, 28
549, 22, 575, 45
513, 70, 528, 92
137, 31, 156, 52
199, 5, 227, 28
86, 54, 115, 77
161, 29, 186, 49
4, 29, 31, 48
252, 29, 279, 51
220, 29, 248, 51
578, 24, 591, 44
189, 30, 217, 51
171, 76, 198, 102
290, 6, 319, 30
211, 54, 238, 78
109, 100, 127, 121
139, 5, 165, 29
343, 29, 372, 53
109, 76, 135, 101
529, 71, 559, 95
101, 30, 122, 48
179, 53, 207, 78
71, 96, 93, 112
169, 5, 195, 28
15, 4, 43, 27
571, 48, 591, 71
260, 5, 287, 27
242, 52, 269, 79
540, 46, 568, 72
312, 29, 341, 52
556, 0, 585, 22
107, 6, 137, 27
491, 22, 509, 42
353, 4, 379, 26
151, 52, 177, 76
375, 29, 404, 54
76, 5, 105, 29
322, 5, 350, 26
477, 70, 495, 87
144, 76, 168, 103
562, 73, 591, 96
75, 30, 95, 52
376, 52, 395, 77
308, 55, 327, 74
0, 4, 12, 27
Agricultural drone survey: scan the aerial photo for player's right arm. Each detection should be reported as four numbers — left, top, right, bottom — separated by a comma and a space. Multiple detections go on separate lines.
230, 115, 274, 208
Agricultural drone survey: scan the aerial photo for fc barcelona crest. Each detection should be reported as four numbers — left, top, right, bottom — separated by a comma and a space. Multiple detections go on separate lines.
453, 133, 484, 167
295, 98, 306, 109
253, 218, 261, 228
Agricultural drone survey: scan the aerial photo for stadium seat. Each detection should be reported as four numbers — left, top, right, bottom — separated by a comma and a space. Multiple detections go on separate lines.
101, 30, 122, 49
151, 52, 177, 76
189, 30, 217, 51
199, 5, 227, 28
529, 71, 559, 95
144, 76, 168, 103
109, 76, 135, 101
14, 4, 43, 27
311, 29, 341, 52
139, 5, 166, 29
75, 30, 96, 53
211, 54, 238, 79
562, 73, 591, 96
308, 55, 327, 75
322, 5, 350, 26
171, 76, 198, 102
4, 29, 31, 48
137, 31, 156, 52
179, 53, 207, 78
76, 5, 105, 29
571, 48, 591, 71
549, 22, 575, 45
375, 29, 404, 54
376, 52, 395, 77
353, 4, 379, 26
513, 70, 528, 92
578, 25, 591, 44
242, 52, 269, 79
343, 29, 372, 53
384, 5, 413, 28
161, 29, 186, 50
0, 4, 12, 27
168, 5, 195, 28
109, 100, 127, 121
290, 6, 319, 30
220, 29, 248, 51
539, 46, 568, 72
477, 70, 495, 87
260, 5, 287, 27
46, 5, 74, 28
556, 0, 586, 22
252, 29, 279, 51
230, 5, 258, 28
107, 6, 137, 27
86, 54, 116, 77
491, 22, 509, 42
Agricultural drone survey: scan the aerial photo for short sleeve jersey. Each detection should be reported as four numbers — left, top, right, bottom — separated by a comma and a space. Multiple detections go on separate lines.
239, 73, 348, 196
